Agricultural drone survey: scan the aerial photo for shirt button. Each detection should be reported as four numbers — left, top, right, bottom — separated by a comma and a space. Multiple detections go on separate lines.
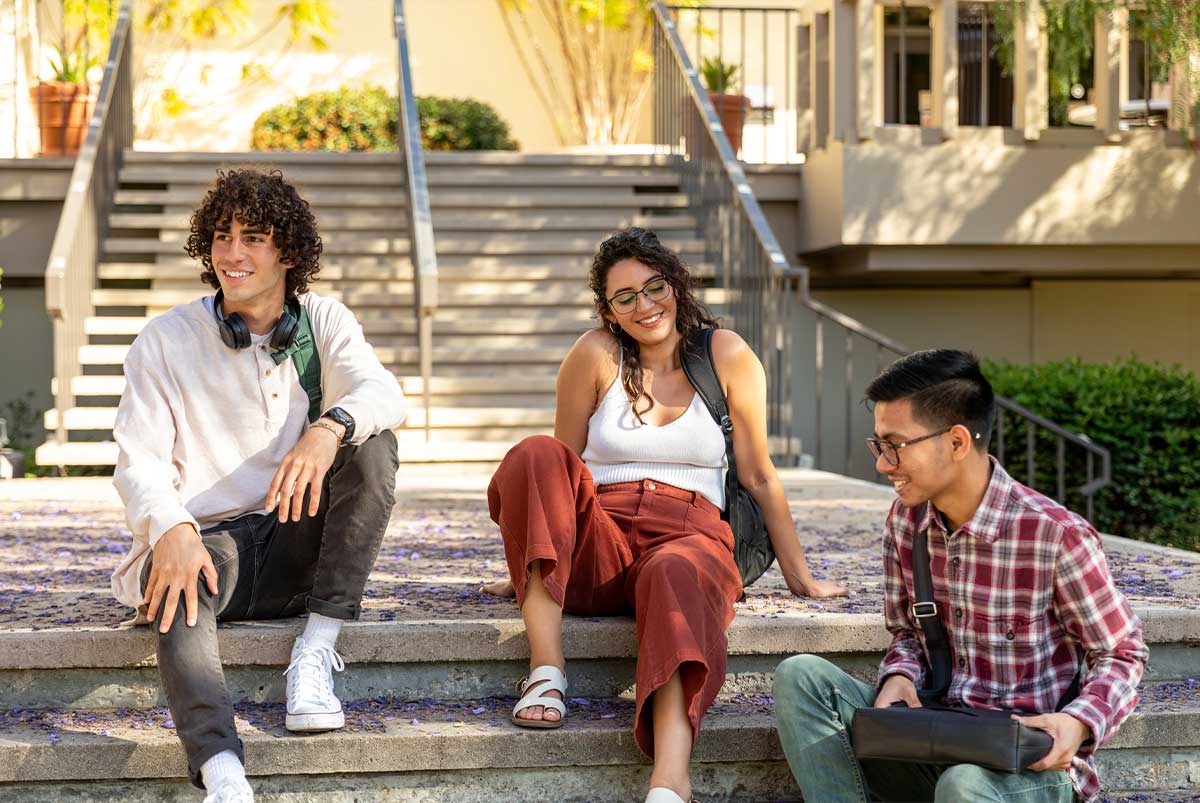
271, 393, 278, 400
958, 658, 966, 668
954, 608, 963, 618
1006, 631, 1015, 641
261, 345, 267, 352
265, 369, 272, 376
646, 481, 656, 490
952, 557, 962, 565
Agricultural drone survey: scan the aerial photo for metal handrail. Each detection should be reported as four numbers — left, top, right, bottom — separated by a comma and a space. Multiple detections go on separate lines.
393, 0, 437, 440
43, 0, 132, 450
650, 1, 1112, 515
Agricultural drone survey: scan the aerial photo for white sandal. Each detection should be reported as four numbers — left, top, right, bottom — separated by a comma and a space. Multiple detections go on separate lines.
645, 789, 698, 803
511, 665, 567, 729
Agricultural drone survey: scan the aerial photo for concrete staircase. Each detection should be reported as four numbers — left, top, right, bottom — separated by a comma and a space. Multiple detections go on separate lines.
1, 471, 1198, 802
1, 611, 1196, 801
37, 150, 721, 467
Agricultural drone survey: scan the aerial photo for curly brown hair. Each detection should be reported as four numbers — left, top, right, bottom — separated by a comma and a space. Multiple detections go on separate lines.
589, 227, 720, 423
186, 168, 323, 299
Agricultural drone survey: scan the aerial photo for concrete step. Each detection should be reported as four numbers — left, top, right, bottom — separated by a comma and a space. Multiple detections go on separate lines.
44, 406, 554, 433
102, 234, 705, 257
399, 376, 558, 397
0, 696, 798, 803
67, 375, 560, 404
0, 688, 1192, 802
32, 438, 520, 467
3, 607, 1195, 708
97, 257, 714, 283
117, 165, 679, 188
110, 210, 697, 233
69, 340, 572, 370
112, 188, 689, 208
122, 149, 678, 168
79, 310, 594, 348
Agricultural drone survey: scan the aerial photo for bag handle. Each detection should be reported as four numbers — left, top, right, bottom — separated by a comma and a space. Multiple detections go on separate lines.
910, 502, 1081, 709
680, 328, 740, 525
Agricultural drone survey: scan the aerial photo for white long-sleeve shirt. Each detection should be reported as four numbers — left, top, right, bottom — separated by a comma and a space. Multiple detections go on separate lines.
111, 291, 407, 613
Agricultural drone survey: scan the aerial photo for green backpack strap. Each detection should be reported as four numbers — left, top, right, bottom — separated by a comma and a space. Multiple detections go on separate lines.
270, 299, 323, 423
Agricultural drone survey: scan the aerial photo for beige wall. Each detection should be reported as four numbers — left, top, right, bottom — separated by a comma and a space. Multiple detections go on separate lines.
1032, 280, 1200, 372
812, 287, 1034, 363
125, 0, 656, 152
812, 280, 1200, 374
802, 130, 1200, 251
405, 0, 561, 152
0, 163, 69, 415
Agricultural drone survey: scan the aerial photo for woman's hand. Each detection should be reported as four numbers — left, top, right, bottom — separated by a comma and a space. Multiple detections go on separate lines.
784, 571, 849, 598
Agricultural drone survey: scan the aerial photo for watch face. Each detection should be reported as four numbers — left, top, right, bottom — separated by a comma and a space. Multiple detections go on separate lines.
325, 407, 354, 442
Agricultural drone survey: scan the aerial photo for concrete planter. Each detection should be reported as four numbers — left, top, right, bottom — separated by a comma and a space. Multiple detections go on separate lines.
29, 82, 97, 156
708, 92, 751, 156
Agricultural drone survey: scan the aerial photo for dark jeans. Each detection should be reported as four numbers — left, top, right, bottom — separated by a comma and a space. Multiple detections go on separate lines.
139, 431, 398, 788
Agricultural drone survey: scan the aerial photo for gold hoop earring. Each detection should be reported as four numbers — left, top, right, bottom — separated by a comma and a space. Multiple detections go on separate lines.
608, 321, 621, 335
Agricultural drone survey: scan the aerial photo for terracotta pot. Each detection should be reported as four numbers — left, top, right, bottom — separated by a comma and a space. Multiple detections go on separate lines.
708, 92, 751, 156
29, 82, 97, 156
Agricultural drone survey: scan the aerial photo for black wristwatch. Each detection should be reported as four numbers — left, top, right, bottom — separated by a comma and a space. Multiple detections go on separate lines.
321, 407, 355, 445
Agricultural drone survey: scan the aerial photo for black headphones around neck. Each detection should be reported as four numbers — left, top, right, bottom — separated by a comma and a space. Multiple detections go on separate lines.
212, 289, 300, 352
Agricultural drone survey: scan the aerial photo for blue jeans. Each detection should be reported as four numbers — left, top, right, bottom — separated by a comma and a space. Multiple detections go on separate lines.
772, 655, 1076, 803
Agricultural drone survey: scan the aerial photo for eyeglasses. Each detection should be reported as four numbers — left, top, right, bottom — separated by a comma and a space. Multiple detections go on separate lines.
606, 276, 672, 313
866, 428, 953, 467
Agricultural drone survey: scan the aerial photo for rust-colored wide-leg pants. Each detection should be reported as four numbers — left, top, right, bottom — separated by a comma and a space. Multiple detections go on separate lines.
487, 434, 743, 759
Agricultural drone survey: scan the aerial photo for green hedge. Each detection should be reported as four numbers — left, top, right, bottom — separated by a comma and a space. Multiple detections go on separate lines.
985, 358, 1200, 552
251, 87, 518, 152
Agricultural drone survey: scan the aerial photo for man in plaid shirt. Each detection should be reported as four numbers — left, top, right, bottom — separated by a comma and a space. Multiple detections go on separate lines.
773, 349, 1148, 803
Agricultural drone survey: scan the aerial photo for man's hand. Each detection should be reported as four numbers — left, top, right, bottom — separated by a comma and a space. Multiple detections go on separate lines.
1016, 712, 1091, 772
143, 523, 217, 634
267, 423, 339, 522
874, 674, 922, 708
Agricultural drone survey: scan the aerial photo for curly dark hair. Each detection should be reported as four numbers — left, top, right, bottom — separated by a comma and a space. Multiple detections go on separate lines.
185, 168, 322, 299
589, 227, 719, 423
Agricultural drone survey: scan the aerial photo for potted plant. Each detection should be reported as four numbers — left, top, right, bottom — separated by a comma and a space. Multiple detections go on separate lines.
29, 2, 115, 156
700, 56, 751, 156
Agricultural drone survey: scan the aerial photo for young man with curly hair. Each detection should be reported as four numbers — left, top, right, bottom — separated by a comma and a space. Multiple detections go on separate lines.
110, 169, 407, 802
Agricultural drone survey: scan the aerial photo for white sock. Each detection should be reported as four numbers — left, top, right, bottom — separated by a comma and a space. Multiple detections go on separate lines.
200, 749, 245, 791
301, 612, 343, 651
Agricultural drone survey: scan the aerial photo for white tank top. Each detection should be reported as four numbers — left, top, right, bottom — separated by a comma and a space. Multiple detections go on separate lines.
581, 367, 728, 509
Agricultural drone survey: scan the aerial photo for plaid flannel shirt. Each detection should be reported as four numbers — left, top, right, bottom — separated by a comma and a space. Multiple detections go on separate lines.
878, 458, 1148, 803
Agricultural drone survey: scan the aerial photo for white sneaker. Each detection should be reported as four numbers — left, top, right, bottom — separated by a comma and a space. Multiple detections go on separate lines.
202, 776, 254, 803
283, 636, 346, 732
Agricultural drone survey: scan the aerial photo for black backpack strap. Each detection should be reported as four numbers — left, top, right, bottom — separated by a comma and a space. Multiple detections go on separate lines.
910, 502, 954, 703
270, 299, 323, 423
680, 328, 739, 522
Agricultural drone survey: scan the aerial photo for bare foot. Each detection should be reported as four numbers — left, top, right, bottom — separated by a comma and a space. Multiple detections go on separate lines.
481, 579, 516, 598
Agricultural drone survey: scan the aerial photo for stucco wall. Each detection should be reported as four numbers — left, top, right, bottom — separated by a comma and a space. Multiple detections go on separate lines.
813, 280, 1200, 375
802, 130, 1200, 251
128, 0, 655, 153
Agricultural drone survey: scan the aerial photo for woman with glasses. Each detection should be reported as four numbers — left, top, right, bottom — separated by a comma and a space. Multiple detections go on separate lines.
484, 227, 846, 803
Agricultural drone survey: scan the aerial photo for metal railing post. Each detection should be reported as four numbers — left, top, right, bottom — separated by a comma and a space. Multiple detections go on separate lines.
393, 0, 438, 441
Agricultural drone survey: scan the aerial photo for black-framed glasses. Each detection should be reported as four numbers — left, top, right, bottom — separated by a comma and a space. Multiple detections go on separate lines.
606, 276, 672, 313
866, 428, 952, 467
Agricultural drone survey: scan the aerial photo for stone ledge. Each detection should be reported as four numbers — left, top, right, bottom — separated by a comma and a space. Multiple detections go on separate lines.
0, 688, 1196, 784
1, 606, 1195, 672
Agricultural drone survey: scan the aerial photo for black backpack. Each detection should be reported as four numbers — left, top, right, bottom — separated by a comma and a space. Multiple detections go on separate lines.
680, 327, 776, 587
